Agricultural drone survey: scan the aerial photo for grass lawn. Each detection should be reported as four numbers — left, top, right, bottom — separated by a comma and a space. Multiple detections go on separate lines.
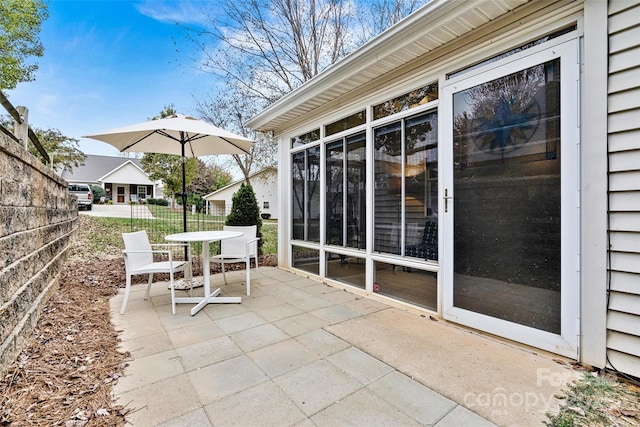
78, 209, 277, 257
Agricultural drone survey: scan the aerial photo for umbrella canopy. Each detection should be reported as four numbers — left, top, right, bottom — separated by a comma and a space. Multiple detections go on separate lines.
85, 114, 254, 157
84, 114, 255, 232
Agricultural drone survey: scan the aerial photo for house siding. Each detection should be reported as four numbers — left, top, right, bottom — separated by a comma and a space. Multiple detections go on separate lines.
607, 0, 640, 377
204, 169, 279, 219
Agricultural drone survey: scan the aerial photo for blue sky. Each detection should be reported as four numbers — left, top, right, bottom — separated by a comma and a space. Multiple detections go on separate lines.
6, 0, 220, 156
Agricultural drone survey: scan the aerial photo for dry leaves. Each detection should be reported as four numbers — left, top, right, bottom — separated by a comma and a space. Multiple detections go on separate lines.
0, 258, 130, 426
1, 215, 277, 426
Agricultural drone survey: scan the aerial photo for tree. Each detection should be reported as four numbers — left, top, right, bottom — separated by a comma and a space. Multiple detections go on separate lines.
0, 0, 48, 90
226, 182, 263, 254
354, 0, 427, 43
188, 159, 233, 195
186, 0, 427, 178
0, 116, 85, 170
140, 152, 197, 209
186, 159, 233, 211
188, 0, 427, 105
196, 91, 276, 180
32, 127, 85, 171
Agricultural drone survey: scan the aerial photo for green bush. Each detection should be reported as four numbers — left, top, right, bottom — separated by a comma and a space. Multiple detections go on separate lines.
226, 182, 263, 254
186, 193, 204, 212
146, 198, 169, 206
90, 185, 106, 203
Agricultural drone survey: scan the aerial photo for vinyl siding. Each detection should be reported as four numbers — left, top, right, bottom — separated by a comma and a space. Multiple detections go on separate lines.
606, 0, 640, 378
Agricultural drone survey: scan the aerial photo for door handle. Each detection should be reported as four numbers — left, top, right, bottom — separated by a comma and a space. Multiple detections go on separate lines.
444, 188, 453, 212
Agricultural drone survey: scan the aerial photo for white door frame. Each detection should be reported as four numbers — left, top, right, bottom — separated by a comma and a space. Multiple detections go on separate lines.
116, 185, 126, 204
441, 39, 580, 358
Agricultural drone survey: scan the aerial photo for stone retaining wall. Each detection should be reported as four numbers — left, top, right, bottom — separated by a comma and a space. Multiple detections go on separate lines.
0, 134, 77, 373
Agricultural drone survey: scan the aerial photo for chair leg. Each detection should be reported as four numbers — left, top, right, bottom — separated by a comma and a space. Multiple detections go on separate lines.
144, 273, 154, 300
170, 270, 176, 315
245, 258, 251, 296
254, 255, 259, 278
221, 261, 228, 285
120, 274, 132, 315
187, 264, 194, 297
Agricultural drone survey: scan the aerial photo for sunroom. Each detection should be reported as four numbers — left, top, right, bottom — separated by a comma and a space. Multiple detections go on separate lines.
248, 0, 607, 365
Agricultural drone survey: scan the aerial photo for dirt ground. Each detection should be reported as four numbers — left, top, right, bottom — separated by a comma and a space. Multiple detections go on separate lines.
0, 216, 276, 426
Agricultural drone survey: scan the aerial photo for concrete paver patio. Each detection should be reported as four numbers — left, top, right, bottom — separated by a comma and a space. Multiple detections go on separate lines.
110, 267, 578, 426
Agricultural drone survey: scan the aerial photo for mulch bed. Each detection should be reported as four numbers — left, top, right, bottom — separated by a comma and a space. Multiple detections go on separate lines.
0, 251, 276, 426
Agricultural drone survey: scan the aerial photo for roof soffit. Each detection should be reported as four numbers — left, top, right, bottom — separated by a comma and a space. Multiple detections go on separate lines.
272, 0, 580, 134
247, 0, 547, 133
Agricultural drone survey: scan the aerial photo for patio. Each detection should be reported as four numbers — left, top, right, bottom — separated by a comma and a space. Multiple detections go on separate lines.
110, 267, 578, 426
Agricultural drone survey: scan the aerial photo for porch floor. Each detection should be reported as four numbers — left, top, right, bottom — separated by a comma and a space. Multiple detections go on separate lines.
110, 267, 578, 426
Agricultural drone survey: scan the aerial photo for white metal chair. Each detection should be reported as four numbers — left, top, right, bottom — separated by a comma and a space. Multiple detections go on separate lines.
210, 225, 260, 296
121, 230, 192, 315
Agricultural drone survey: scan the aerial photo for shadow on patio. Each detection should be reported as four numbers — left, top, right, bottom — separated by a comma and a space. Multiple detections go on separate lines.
110, 267, 578, 427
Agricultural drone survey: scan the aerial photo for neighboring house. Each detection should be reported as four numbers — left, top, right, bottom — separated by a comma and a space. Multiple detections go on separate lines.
203, 167, 278, 219
247, 1, 640, 378
58, 154, 162, 204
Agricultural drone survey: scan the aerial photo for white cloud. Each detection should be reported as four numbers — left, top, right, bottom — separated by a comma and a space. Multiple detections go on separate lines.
134, 0, 212, 27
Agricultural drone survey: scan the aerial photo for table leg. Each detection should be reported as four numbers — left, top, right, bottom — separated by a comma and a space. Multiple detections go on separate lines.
189, 239, 241, 316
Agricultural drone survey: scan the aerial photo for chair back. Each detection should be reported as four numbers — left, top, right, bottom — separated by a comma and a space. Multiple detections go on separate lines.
221, 225, 257, 256
122, 230, 154, 271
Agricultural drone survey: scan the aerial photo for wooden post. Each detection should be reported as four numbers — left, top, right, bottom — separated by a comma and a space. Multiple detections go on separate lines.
15, 106, 29, 150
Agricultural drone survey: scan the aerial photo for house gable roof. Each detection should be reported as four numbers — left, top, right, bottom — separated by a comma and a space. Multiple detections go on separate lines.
99, 160, 147, 182
246, 0, 539, 133
59, 154, 147, 184
101, 161, 154, 185
203, 167, 277, 200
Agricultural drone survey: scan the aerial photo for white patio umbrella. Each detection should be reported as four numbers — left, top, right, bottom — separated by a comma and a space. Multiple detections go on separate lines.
84, 114, 255, 232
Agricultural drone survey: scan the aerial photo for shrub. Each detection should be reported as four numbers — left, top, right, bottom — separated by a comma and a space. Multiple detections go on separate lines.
90, 185, 106, 203
226, 182, 263, 254
186, 193, 204, 212
146, 198, 168, 206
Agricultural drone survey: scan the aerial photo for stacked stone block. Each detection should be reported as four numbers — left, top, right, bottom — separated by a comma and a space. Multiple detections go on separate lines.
0, 134, 77, 373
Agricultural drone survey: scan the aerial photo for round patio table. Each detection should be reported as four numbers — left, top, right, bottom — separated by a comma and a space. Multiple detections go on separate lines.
165, 230, 243, 316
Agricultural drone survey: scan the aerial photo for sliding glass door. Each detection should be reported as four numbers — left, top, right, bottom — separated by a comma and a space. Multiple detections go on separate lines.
442, 40, 579, 357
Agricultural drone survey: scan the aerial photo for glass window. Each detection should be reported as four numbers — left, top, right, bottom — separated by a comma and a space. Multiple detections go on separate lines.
292, 147, 321, 242
373, 261, 437, 311
292, 245, 320, 275
263, 201, 269, 209
404, 113, 438, 261
326, 132, 366, 249
291, 129, 320, 148
325, 110, 366, 137
374, 121, 402, 255
373, 111, 438, 261
373, 82, 438, 120
326, 252, 365, 289
292, 152, 305, 240
326, 140, 344, 245
137, 185, 148, 201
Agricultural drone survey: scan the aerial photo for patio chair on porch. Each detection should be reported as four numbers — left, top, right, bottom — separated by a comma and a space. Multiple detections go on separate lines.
210, 225, 260, 296
121, 230, 192, 315
405, 220, 438, 261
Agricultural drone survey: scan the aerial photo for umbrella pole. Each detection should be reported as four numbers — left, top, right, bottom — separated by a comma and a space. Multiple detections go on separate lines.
181, 156, 187, 234
181, 137, 188, 261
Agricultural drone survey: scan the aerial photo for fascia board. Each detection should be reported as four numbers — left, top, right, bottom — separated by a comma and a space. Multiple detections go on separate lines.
99, 160, 148, 182
247, 0, 469, 131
